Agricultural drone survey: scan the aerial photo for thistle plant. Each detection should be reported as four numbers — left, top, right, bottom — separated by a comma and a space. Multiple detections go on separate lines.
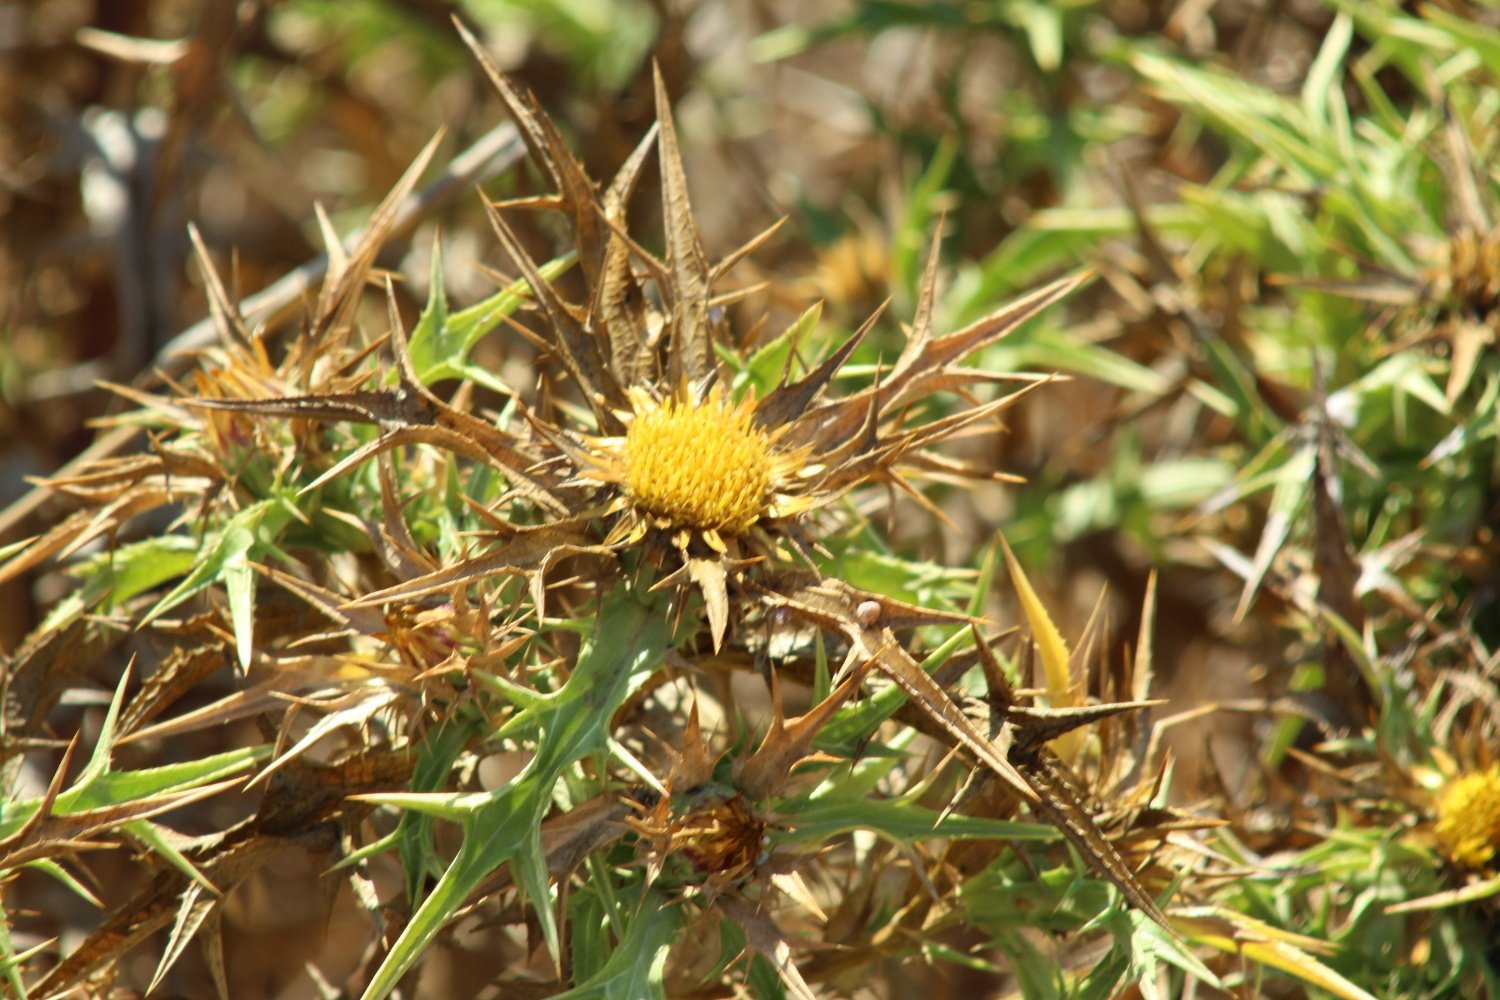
1077, 6, 1500, 995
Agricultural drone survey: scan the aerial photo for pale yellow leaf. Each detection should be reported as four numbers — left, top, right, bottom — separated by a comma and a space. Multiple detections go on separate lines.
1001, 536, 1083, 763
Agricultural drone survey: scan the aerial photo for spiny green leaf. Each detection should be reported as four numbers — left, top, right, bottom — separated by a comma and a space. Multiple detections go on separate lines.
406, 234, 576, 392
1234, 443, 1315, 621
17, 859, 100, 907
815, 624, 976, 748
894, 135, 958, 306
739, 300, 823, 400
0, 903, 38, 999
776, 796, 1055, 844
358, 593, 669, 1000
398, 713, 481, 903
74, 663, 133, 789
123, 820, 217, 894
223, 549, 254, 671
140, 498, 298, 627
0, 746, 264, 840
72, 535, 200, 610
1127, 910, 1223, 994
553, 892, 682, 1000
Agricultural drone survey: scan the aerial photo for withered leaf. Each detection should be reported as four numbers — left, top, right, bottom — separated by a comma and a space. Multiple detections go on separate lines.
759, 578, 1040, 807
755, 305, 883, 433
344, 518, 600, 609
718, 896, 819, 1000
973, 624, 1173, 929
652, 64, 715, 390
1013, 742, 1172, 929
735, 663, 868, 799
305, 131, 443, 360
483, 199, 627, 424
187, 379, 570, 515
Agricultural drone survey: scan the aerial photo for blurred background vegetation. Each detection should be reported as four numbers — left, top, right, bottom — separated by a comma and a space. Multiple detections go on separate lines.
2, 0, 1498, 996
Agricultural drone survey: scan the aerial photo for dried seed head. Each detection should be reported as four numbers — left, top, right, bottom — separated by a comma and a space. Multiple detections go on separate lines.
623, 392, 772, 533
675, 794, 766, 877
1434, 766, 1500, 869
1444, 228, 1500, 318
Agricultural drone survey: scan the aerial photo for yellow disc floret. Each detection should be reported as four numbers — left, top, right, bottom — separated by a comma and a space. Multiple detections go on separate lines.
1434, 766, 1500, 869
622, 391, 772, 533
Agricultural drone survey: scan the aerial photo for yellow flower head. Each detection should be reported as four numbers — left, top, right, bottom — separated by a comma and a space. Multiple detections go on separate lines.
1434, 766, 1500, 869
622, 390, 772, 534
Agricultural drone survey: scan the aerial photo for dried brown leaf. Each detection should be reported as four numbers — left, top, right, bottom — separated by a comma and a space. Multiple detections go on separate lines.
344, 519, 600, 609
304, 131, 443, 356
652, 64, 715, 390
718, 897, 819, 1000
758, 579, 1038, 807
735, 664, 867, 799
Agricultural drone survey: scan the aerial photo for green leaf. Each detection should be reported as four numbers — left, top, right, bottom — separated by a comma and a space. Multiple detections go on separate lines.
1138, 458, 1235, 509
893, 135, 958, 305
829, 547, 971, 608
777, 796, 1055, 845
398, 712, 481, 903
1302, 13, 1353, 146
816, 625, 976, 748
1009, 327, 1169, 394
355, 790, 487, 822
223, 548, 255, 671
1127, 910, 1224, 992
1233, 443, 1314, 621
0, 746, 265, 841
0, 900, 35, 999
18, 858, 100, 907
1009, 0, 1064, 72
140, 498, 297, 627
991, 926, 1066, 998
359, 592, 670, 1000
409, 230, 450, 375
1420, 6, 1500, 80
553, 892, 682, 999
1123, 47, 1338, 180
1177, 906, 1379, 1000
740, 301, 822, 399
1076, 943, 1132, 999
73, 535, 200, 609
406, 233, 575, 392
123, 820, 218, 894
74, 663, 132, 790
950, 204, 1197, 320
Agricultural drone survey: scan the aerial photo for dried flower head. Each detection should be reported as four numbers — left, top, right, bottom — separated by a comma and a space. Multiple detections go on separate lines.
1432, 227, 1500, 319
1434, 766, 1500, 869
